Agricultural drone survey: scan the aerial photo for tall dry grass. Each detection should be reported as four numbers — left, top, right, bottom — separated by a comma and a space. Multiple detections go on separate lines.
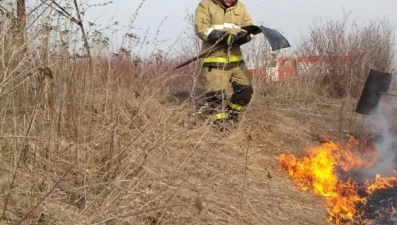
0, 4, 224, 224
0, 3, 396, 225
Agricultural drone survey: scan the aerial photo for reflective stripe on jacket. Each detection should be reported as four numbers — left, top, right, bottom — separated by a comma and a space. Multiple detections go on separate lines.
195, 0, 253, 67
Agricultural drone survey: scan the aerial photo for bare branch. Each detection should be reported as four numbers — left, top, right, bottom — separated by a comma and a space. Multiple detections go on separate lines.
40, 0, 79, 24
0, 4, 9, 13
40, 0, 91, 58
14, 164, 75, 225
73, 0, 91, 58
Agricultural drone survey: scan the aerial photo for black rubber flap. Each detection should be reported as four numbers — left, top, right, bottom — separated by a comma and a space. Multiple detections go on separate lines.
355, 69, 392, 115
258, 26, 291, 51
242, 25, 291, 51
241, 25, 262, 35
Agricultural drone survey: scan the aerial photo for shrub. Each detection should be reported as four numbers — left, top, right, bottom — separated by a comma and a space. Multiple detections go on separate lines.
295, 14, 396, 98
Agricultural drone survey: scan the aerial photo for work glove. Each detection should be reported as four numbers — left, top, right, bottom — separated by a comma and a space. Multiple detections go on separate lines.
207, 30, 226, 43
207, 29, 236, 46
207, 30, 252, 46
223, 31, 254, 46
232, 30, 253, 46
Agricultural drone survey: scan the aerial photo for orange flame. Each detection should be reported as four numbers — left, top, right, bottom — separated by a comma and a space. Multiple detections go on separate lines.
278, 136, 397, 224
366, 174, 397, 194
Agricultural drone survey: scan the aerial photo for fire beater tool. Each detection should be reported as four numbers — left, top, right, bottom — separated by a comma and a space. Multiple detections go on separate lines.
355, 69, 396, 115
173, 25, 291, 70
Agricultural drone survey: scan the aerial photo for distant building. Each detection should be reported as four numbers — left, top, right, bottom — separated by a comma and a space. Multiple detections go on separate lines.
249, 55, 352, 81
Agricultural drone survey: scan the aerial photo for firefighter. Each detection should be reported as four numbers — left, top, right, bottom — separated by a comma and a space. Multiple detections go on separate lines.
194, 0, 254, 126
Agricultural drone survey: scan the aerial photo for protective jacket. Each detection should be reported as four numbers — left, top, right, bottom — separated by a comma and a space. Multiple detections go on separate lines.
195, 0, 253, 67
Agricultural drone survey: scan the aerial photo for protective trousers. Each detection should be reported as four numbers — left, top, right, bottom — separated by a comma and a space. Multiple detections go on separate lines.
202, 63, 253, 122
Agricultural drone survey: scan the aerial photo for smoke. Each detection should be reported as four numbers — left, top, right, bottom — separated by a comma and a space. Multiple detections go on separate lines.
361, 78, 397, 178
363, 126, 395, 178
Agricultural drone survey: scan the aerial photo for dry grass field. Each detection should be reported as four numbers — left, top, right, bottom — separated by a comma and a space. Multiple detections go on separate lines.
0, 56, 374, 225
0, 2, 396, 225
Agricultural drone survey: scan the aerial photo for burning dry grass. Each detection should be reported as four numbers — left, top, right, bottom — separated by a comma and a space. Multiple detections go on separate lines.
278, 135, 397, 225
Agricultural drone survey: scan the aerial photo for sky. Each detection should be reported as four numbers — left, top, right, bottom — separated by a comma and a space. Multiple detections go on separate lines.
81, 0, 397, 56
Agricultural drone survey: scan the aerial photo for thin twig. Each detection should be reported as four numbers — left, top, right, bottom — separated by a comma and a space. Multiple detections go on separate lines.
0, 4, 9, 13
1, 100, 38, 220
39, 0, 91, 59
241, 135, 252, 209
14, 164, 75, 225
43, 0, 79, 24
27, 1, 46, 16
73, 0, 91, 59
27, 2, 51, 29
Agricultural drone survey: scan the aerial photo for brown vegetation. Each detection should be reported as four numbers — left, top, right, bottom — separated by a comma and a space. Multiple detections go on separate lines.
295, 14, 395, 98
0, 2, 396, 225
